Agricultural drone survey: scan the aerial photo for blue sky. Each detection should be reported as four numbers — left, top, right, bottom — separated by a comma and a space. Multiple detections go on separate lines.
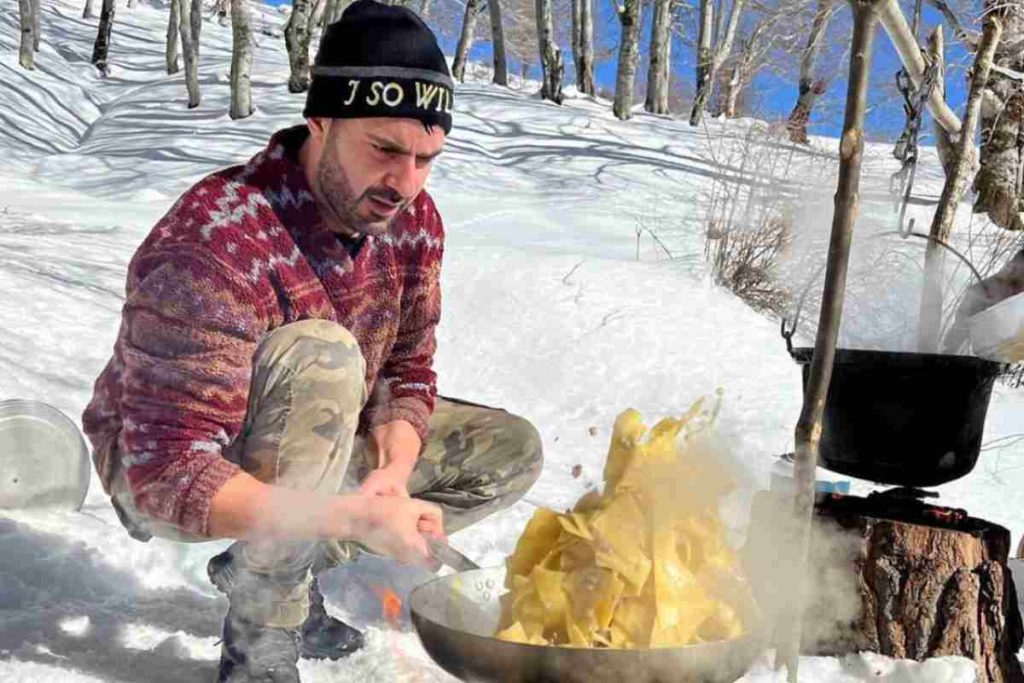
279, 0, 976, 141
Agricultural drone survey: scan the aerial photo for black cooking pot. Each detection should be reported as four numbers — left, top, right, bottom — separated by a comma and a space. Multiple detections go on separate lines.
790, 347, 1003, 486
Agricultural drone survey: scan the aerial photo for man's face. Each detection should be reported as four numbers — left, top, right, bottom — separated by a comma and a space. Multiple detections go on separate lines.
308, 117, 446, 237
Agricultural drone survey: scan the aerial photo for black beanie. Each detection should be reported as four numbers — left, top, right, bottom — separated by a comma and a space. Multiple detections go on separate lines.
303, 0, 453, 134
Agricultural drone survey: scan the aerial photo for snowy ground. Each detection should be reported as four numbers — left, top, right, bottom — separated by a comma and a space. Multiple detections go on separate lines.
0, 0, 1019, 680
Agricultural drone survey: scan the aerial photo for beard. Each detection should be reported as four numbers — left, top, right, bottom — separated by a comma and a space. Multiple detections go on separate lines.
314, 143, 412, 238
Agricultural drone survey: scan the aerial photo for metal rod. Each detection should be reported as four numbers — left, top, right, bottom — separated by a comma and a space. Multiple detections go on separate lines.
776, 1, 881, 679
916, 15, 1003, 352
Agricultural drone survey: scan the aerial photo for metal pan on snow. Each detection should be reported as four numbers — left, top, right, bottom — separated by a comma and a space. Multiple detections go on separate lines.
409, 567, 764, 683
0, 399, 91, 511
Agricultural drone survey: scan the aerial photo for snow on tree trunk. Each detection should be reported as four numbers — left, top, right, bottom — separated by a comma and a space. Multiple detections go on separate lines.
230, 0, 254, 119
578, 0, 594, 94
535, 0, 563, 103
18, 0, 34, 69
285, 0, 313, 92
973, 0, 1024, 230
166, 0, 180, 74
91, 0, 116, 75
690, 0, 745, 126
83, 0, 95, 19
489, 0, 508, 86
644, 0, 671, 114
179, 0, 200, 108
612, 0, 642, 119
452, 0, 480, 83
787, 0, 834, 143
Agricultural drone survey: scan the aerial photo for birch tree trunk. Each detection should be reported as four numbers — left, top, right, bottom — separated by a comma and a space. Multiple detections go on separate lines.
190, 0, 202, 59
644, 0, 672, 114
18, 0, 35, 69
690, 0, 713, 123
613, 0, 642, 119
578, 0, 594, 94
83, 0, 95, 19
91, 0, 116, 75
420, 0, 431, 17
571, 0, 581, 87
489, 0, 508, 86
723, 63, 741, 117
928, 27, 957, 175
166, 0, 180, 74
230, 0, 254, 119
973, 0, 1024, 230
918, 17, 1002, 352
31, 0, 40, 51
452, 0, 480, 83
179, 0, 200, 108
787, 0, 835, 143
535, 0, 564, 103
285, 0, 313, 92
218, 0, 229, 26
690, 0, 745, 125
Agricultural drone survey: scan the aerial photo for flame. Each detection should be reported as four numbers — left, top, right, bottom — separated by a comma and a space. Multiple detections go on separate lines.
370, 585, 403, 628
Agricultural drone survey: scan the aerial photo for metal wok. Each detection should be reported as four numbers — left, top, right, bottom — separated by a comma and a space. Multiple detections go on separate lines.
409, 567, 764, 683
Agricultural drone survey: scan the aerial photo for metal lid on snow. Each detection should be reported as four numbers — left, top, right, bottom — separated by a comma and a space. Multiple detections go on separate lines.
0, 400, 90, 511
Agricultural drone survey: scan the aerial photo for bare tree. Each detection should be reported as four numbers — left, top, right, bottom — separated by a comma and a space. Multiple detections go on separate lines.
452, 0, 483, 82
613, 0, 642, 119
690, 0, 746, 125
720, 16, 777, 117
645, 0, 672, 114
576, 0, 594, 93
18, 0, 35, 69
91, 0, 116, 75
190, 0, 202, 59
230, 0, 254, 119
786, 0, 836, 142
166, 0, 180, 74
973, 0, 1024, 231
31, 0, 40, 51
535, 0, 564, 102
489, 0, 509, 85
179, 0, 200, 107
83, 0, 95, 19
285, 0, 314, 92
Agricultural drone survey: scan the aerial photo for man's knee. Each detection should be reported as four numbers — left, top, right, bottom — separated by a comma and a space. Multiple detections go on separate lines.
500, 414, 544, 493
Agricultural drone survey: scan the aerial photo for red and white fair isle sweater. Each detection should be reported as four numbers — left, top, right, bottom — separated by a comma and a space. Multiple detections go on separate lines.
82, 125, 444, 537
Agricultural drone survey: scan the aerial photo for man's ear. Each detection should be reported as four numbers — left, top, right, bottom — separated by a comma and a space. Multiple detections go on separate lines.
306, 117, 330, 142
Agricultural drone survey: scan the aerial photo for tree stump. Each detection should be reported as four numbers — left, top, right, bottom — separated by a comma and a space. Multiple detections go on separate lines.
743, 491, 1024, 682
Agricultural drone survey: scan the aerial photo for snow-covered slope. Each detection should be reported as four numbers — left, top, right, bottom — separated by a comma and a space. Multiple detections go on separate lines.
0, 0, 1015, 680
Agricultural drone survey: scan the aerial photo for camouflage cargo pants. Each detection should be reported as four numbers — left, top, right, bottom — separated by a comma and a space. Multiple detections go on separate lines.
111, 319, 543, 627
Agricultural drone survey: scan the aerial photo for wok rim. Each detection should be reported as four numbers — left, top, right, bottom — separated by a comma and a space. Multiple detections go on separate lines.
789, 346, 1005, 374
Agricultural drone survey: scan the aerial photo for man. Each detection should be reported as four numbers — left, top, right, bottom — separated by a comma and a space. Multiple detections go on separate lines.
81, 2, 543, 680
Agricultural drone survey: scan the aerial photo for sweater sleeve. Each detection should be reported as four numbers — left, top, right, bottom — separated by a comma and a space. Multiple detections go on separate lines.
361, 205, 444, 440
117, 249, 266, 537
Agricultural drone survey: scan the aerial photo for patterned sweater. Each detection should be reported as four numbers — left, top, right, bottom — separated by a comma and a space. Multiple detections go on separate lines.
82, 125, 444, 537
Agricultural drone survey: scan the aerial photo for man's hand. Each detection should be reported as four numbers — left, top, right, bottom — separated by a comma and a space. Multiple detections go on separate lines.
347, 495, 444, 566
359, 419, 422, 497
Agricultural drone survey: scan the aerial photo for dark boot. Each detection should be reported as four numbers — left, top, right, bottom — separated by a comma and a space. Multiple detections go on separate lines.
299, 577, 364, 660
217, 609, 300, 683
208, 549, 364, 661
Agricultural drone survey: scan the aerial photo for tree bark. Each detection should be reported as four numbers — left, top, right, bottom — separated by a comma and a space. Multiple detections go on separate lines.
166, 0, 180, 74
230, 0, 254, 119
690, 0, 745, 125
644, 0, 672, 114
973, 0, 1024, 231
918, 17, 1002, 353
452, 0, 481, 83
179, 0, 201, 108
285, 0, 313, 92
489, 0, 508, 86
571, 0, 581, 86
535, 0, 563, 103
91, 0, 116, 75
420, 0, 431, 17
31, 0, 40, 52
18, 0, 35, 69
777, 1, 880, 679
218, 0, 229, 26
787, 0, 835, 143
578, 0, 594, 94
928, 27, 957, 175
612, 0, 642, 119
190, 0, 202, 59
83, 0, 95, 19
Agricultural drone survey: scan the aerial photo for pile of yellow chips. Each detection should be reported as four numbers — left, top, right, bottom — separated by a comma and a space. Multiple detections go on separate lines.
495, 396, 752, 649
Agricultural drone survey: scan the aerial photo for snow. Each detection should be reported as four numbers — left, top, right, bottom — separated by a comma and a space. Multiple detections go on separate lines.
0, 0, 1015, 680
